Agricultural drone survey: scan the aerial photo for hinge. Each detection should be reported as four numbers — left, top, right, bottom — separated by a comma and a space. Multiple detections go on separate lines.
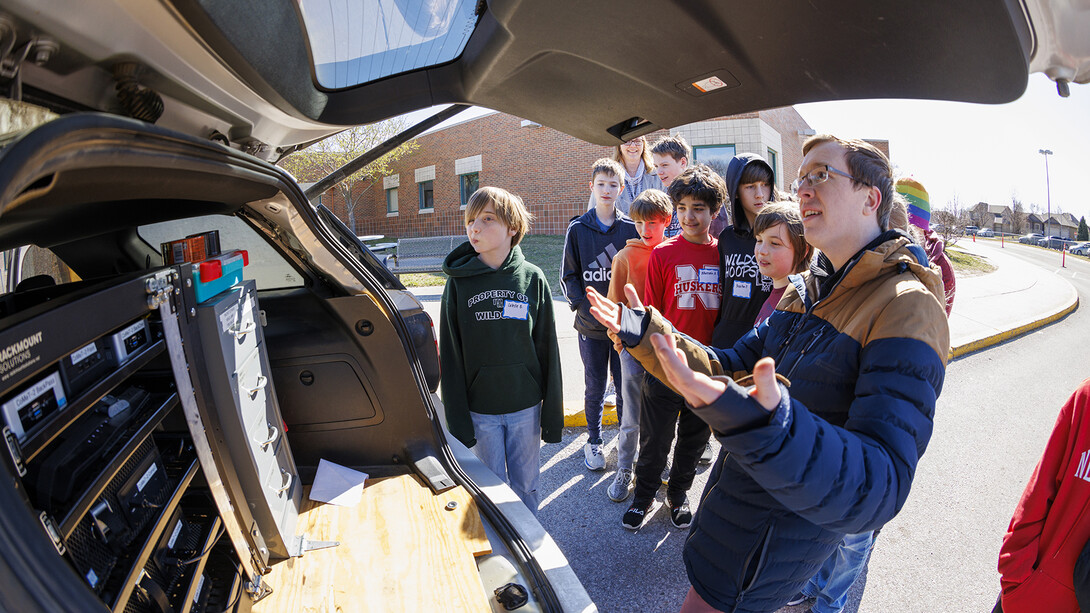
3, 426, 26, 477
38, 511, 65, 555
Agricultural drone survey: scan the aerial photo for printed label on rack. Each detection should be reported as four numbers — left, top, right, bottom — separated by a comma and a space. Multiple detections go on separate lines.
118, 320, 145, 341
168, 519, 183, 548
70, 342, 98, 365
194, 574, 206, 604
220, 308, 237, 334
136, 462, 158, 492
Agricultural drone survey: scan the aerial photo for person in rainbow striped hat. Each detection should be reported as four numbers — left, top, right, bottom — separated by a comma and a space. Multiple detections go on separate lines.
897, 176, 956, 315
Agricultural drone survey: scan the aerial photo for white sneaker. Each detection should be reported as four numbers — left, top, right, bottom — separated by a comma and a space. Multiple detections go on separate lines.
584, 442, 605, 471
603, 380, 617, 407
607, 467, 634, 502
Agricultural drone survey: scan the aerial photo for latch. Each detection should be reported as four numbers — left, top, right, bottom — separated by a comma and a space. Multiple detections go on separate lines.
38, 511, 65, 555
3, 425, 26, 476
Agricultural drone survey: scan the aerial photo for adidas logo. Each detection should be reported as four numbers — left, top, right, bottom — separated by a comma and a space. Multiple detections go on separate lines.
583, 244, 620, 282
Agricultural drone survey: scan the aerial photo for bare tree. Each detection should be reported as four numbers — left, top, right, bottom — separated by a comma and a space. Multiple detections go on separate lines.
279, 118, 419, 233
932, 193, 969, 246
1010, 194, 1027, 235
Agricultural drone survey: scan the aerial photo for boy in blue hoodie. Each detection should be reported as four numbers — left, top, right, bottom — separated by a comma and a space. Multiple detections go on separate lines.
440, 186, 562, 515
561, 158, 639, 471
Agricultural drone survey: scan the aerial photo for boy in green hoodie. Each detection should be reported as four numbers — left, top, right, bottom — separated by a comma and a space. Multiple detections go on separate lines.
439, 186, 563, 515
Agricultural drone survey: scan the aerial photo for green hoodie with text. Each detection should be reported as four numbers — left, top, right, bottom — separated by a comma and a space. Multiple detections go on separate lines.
439, 242, 563, 448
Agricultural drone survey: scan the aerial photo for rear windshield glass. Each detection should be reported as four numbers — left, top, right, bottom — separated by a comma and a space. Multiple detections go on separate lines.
137, 215, 306, 291
299, 0, 479, 89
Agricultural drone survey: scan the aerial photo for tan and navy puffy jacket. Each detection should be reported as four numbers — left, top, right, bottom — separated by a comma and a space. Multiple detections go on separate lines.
622, 231, 949, 613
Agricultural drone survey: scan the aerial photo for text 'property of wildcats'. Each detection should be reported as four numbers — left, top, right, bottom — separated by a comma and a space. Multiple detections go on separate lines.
467, 289, 531, 321
583, 245, 621, 282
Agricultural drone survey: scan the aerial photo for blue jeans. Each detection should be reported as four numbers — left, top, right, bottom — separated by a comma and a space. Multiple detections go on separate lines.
802, 530, 875, 613
616, 350, 644, 469
577, 334, 622, 444
470, 403, 542, 515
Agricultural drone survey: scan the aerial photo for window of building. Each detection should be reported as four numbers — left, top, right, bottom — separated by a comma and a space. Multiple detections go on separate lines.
693, 144, 737, 179
459, 172, 479, 208
418, 180, 434, 211
766, 148, 779, 187
386, 187, 398, 215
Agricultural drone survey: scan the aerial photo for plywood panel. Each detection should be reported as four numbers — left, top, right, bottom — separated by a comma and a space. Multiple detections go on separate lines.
252, 475, 492, 613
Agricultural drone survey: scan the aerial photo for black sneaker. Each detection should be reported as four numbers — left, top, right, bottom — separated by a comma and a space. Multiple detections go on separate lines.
622, 499, 653, 531
669, 495, 692, 529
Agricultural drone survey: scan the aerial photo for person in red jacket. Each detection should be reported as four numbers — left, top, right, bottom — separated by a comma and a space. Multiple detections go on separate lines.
996, 378, 1090, 612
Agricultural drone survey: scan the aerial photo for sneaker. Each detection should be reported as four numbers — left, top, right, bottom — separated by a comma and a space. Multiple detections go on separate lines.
607, 468, 634, 502
584, 442, 605, 471
668, 495, 692, 529
622, 499, 653, 530
661, 461, 670, 485
785, 592, 811, 606
603, 380, 617, 408
699, 442, 714, 465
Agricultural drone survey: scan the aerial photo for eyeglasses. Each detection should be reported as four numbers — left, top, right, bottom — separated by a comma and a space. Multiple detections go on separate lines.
791, 165, 867, 194
623, 139, 642, 146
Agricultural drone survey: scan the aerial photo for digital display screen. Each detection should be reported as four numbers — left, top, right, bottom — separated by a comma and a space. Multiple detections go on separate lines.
1, 371, 67, 441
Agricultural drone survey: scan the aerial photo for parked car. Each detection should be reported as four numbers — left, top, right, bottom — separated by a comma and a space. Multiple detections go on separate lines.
0, 0, 1084, 611
1070, 242, 1090, 256
977, 228, 995, 237
1019, 233, 1044, 244
964, 225, 981, 236
1037, 236, 1074, 249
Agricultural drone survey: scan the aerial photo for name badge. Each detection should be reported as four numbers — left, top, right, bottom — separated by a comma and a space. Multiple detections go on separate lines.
698, 267, 719, 285
502, 300, 529, 320
732, 280, 752, 299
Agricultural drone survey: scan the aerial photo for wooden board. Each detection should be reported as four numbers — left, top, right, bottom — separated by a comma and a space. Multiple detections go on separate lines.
252, 475, 493, 612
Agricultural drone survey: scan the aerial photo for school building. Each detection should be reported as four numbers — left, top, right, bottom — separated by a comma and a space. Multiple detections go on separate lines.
336, 107, 890, 238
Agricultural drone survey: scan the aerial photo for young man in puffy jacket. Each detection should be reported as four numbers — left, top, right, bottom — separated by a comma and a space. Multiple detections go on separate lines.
587, 134, 950, 612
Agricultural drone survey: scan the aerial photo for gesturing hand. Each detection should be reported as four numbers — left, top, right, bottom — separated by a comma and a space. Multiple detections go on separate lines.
651, 333, 781, 411
586, 284, 644, 335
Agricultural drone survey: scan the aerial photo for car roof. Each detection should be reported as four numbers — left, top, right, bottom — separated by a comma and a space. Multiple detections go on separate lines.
2, 0, 1085, 154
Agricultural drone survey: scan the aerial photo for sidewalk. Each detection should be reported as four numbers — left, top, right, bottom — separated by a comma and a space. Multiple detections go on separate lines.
410, 240, 1079, 428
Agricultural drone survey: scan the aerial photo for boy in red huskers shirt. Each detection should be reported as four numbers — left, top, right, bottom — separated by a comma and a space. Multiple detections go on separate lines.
620, 164, 725, 531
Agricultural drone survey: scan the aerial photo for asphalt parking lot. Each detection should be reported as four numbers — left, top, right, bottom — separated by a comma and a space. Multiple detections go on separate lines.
534, 426, 859, 613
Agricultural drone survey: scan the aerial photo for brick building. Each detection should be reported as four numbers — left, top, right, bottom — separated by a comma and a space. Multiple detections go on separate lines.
335, 108, 890, 238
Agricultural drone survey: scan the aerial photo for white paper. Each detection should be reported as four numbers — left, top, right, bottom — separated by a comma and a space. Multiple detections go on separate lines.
309, 459, 369, 506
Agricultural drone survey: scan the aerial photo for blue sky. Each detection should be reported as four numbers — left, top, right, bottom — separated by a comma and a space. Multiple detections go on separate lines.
795, 73, 1089, 223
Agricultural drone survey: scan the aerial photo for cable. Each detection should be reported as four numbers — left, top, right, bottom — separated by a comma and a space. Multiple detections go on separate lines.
177, 523, 224, 566
209, 548, 243, 613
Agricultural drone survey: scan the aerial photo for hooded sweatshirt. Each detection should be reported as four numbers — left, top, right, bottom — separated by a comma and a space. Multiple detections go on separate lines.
607, 238, 654, 306
711, 153, 776, 348
439, 243, 563, 448
561, 208, 638, 338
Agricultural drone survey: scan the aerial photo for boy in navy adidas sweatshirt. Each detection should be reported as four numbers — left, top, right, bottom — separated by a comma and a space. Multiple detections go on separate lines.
561, 158, 638, 471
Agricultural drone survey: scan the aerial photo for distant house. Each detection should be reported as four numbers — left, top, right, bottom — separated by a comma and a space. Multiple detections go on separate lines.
1042, 213, 1079, 239
970, 202, 1013, 234
1025, 213, 1045, 234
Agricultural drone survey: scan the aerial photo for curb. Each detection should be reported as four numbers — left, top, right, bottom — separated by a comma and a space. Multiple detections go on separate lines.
948, 295, 1079, 360
563, 403, 617, 428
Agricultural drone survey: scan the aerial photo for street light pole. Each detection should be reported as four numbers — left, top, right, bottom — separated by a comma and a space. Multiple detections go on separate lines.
1039, 149, 1053, 241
